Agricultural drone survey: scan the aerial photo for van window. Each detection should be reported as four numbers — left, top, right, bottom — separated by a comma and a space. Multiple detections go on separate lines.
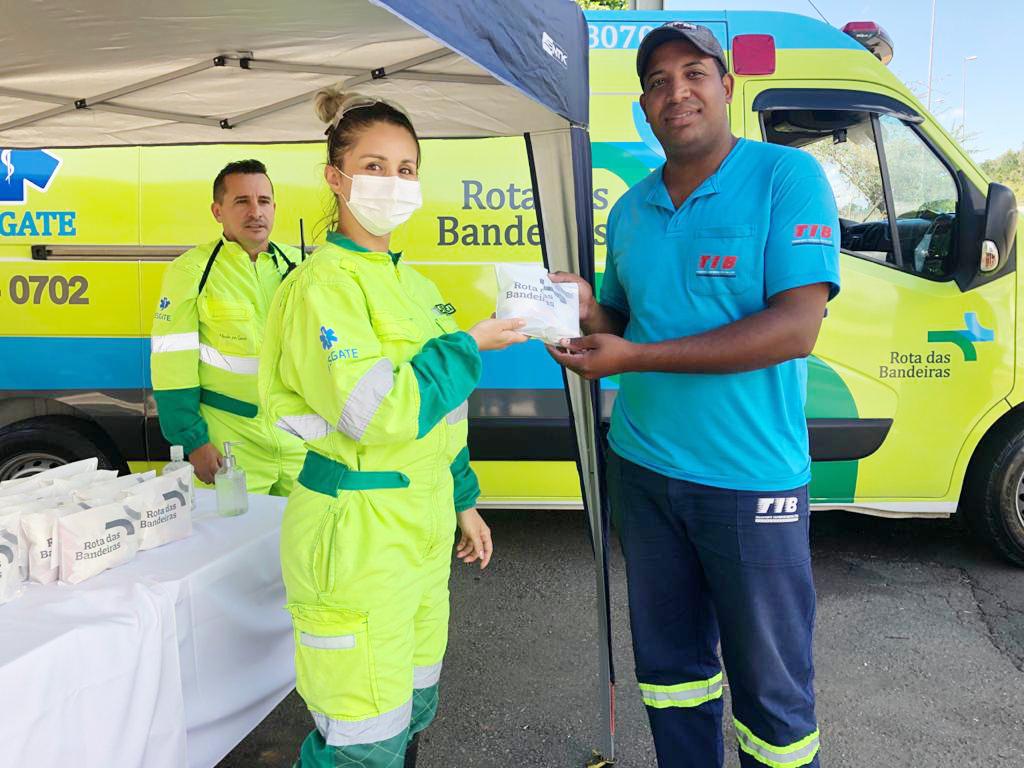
802, 117, 891, 264
878, 115, 958, 278
761, 105, 959, 280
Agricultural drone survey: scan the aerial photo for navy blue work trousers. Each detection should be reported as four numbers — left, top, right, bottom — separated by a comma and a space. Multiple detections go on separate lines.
607, 449, 821, 768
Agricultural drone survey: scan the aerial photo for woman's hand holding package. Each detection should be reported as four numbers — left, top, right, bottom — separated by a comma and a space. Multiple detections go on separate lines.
456, 507, 493, 569
468, 318, 529, 352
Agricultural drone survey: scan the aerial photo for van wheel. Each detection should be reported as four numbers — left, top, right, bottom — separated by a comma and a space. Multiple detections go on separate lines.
0, 417, 116, 483
964, 421, 1024, 567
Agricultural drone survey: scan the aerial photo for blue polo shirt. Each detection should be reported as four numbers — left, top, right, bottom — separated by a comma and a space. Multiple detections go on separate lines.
601, 138, 840, 491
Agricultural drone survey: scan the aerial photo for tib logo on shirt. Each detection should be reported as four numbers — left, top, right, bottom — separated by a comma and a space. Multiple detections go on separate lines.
792, 224, 834, 246
696, 254, 739, 278
755, 497, 800, 524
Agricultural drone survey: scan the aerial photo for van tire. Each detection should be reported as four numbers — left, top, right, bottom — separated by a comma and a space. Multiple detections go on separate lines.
963, 421, 1024, 567
0, 417, 117, 483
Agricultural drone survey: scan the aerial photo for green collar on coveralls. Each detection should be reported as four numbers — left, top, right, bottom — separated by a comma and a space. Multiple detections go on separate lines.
326, 231, 403, 265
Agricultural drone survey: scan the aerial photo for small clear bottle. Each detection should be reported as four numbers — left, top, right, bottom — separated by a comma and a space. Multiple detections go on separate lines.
162, 444, 195, 505
214, 441, 248, 517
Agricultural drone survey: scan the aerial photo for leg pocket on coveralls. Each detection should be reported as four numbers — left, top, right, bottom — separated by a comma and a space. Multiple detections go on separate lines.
310, 496, 351, 596
736, 488, 811, 567
290, 603, 380, 719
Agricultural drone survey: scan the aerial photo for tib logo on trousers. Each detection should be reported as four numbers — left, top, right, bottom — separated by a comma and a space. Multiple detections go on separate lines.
755, 497, 799, 524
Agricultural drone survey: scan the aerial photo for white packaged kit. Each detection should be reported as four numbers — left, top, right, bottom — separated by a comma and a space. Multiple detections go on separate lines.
20, 499, 78, 585
0, 513, 24, 604
0, 510, 27, 579
58, 501, 141, 584
494, 263, 580, 345
74, 470, 157, 504
0, 476, 47, 500
122, 467, 193, 551
50, 469, 119, 495
0, 457, 99, 492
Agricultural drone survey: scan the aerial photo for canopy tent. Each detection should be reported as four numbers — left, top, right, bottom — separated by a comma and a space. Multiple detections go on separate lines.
0, 0, 587, 144
1, 0, 615, 762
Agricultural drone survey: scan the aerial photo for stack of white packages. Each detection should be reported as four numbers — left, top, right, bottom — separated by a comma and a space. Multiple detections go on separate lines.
57, 500, 143, 584
0, 459, 196, 598
18, 470, 156, 585
74, 470, 156, 505
0, 458, 100, 495
57, 466, 194, 583
123, 467, 193, 551
0, 459, 103, 602
17, 498, 77, 586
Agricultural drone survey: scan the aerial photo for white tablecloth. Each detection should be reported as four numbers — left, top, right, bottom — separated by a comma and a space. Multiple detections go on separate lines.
0, 490, 296, 768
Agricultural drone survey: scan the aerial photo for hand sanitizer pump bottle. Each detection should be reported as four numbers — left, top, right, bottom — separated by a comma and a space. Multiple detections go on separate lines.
214, 441, 248, 517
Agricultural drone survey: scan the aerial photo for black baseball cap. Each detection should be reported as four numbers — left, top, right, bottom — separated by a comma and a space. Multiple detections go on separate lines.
636, 22, 728, 86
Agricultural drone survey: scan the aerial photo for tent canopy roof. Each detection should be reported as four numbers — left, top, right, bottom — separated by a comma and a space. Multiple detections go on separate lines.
0, 0, 588, 148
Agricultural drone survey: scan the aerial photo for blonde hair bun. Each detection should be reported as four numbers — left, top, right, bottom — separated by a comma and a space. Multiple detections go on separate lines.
314, 86, 352, 125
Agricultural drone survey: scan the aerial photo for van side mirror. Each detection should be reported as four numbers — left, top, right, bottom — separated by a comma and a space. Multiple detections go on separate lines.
981, 182, 1018, 273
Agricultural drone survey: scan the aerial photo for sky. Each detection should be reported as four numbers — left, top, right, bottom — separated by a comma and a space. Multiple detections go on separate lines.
664, 0, 1023, 161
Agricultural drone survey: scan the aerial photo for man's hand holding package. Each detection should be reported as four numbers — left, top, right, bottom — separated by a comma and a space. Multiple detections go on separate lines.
547, 333, 637, 380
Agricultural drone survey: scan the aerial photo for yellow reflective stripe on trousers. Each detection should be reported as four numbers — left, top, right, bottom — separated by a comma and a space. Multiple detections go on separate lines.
639, 672, 723, 709
199, 343, 259, 375
311, 698, 412, 747
734, 719, 820, 768
152, 331, 200, 353
413, 661, 443, 689
338, 359, 394, 440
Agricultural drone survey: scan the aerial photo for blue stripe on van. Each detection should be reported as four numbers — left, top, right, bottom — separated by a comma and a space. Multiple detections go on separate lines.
0, 336, 617, 392
0, 336, 151, 390
480, 342, 569, 390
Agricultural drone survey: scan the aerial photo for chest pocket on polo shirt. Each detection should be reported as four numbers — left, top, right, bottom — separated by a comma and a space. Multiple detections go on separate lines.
686, 225, 756, 296
199, 297, 257, 356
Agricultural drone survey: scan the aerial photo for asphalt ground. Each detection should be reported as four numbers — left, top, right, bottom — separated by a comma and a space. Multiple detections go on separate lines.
220, 508, 1024, 767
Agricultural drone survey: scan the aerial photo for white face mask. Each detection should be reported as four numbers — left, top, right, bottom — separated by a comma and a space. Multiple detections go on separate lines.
338, 170, 422, 236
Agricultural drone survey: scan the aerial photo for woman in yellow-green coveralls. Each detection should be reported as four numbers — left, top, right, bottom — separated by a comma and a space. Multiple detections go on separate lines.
258, 87, 528, 768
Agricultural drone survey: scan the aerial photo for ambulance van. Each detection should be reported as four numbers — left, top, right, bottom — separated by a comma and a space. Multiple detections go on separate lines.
1, 10, 1022, 564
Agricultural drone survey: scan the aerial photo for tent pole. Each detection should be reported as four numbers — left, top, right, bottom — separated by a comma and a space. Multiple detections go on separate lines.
525, 130, 615, 767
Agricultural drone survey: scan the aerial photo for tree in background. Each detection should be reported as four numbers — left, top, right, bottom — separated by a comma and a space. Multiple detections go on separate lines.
981, 146, 1024, 203
577, 0, 628, 9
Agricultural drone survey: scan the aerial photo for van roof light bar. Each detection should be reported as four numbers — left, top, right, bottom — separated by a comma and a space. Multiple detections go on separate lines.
842, 21, 894, 65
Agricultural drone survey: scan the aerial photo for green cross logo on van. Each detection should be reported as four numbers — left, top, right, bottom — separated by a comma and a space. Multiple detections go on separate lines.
927, 313, 994, 362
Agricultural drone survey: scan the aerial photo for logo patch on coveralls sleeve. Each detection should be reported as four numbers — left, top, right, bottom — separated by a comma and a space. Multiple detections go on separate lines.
755, 497, 799, 523
154, 296, 172, 322
320, 326, 338, 350
321, 325, 360, 367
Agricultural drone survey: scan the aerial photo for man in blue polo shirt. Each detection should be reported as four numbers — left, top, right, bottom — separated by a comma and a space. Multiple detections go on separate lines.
549, 22, 840, 768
